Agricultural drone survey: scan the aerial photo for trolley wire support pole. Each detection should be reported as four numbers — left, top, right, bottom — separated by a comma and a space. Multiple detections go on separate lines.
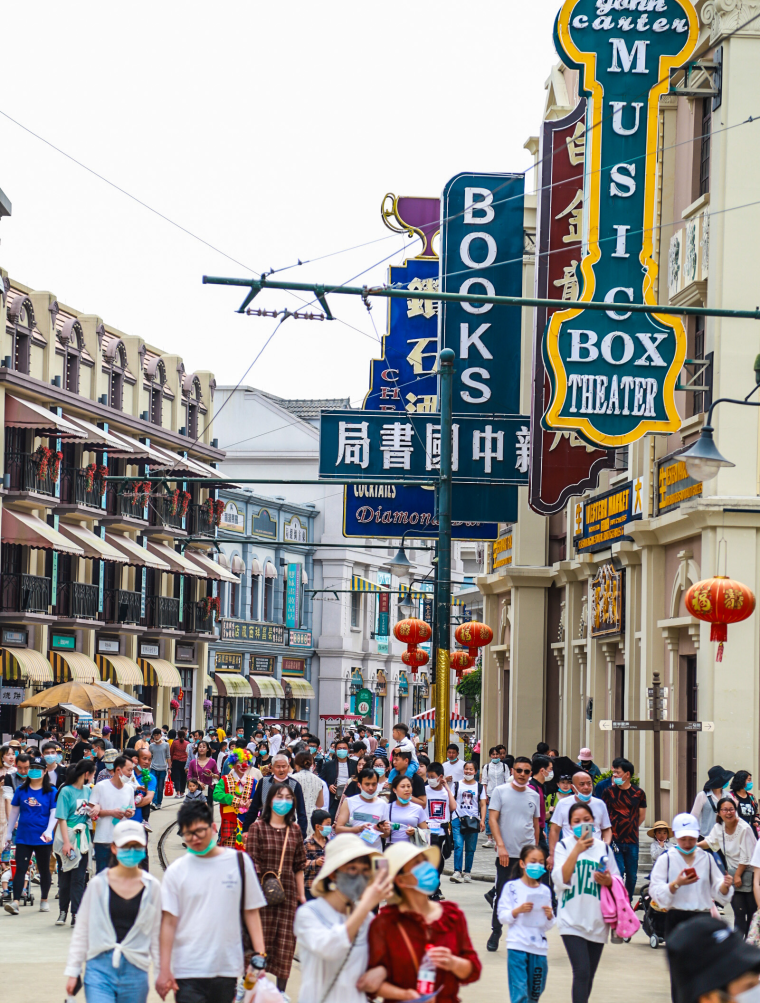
434, 348, 455, 766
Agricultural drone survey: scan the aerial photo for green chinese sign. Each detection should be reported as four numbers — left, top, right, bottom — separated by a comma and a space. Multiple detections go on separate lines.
355, 687, 373, 717
544, 0, 699, 447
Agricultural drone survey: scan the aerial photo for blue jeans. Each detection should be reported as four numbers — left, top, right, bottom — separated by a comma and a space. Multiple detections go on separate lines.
507, 950, 548, 1003
485, 805, 492, 837
151, 769, 166, 808
93, 843, 112, 874
83, 950, 149, 1003
613, 841, 639, 900
451, 817, 478, 873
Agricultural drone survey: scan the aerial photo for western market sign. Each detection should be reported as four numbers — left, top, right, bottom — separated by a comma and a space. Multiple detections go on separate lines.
574, 476, 644, 552
543, 0, 699, 447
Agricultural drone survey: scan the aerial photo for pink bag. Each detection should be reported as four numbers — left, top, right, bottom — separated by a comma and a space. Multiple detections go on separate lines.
600, 875, 641, 940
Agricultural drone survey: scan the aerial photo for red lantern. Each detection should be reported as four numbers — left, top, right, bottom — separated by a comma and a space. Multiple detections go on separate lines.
450, 650, 475, 678
394, 618, 432, 645
454, 620, 494, 659
402, 648, 429, 674
685, 576, 755, 662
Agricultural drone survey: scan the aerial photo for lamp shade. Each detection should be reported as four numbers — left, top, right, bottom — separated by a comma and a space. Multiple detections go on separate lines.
681, 425, 735, 483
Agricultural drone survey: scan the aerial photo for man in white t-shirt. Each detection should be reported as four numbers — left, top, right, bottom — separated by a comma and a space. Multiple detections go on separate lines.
548, 771, 612, 867
89, 756, 136, 874
334, 767, 390, 850
389, 723, 418, 764
268, 725, 282, 758
443, 744, 466, 784
481, 746, 510, 849
157, 799, 267, 1002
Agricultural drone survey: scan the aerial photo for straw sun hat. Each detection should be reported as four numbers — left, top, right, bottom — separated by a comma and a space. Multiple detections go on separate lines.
311, 834, 382, 897
646, 820, 675, 839
384, 842, 441, 904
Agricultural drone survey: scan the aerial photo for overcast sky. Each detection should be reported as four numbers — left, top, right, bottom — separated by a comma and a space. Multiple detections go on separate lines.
0, 2, 559, 430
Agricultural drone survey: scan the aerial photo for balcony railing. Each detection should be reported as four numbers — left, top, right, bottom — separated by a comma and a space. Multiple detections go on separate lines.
187, 503, 215, 537
183, 600, 215, 634
145, 594, 180, 630
4, 452, 56, 496
56, 581, 99, 619
104, 588, 142, 624
1, 573, 51, 613
106, 485, 148, 521
150, 494, 184, 531
60, 468, 104, 510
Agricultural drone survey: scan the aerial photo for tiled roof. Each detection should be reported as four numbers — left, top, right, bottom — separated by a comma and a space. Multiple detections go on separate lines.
260, 391, 351, 418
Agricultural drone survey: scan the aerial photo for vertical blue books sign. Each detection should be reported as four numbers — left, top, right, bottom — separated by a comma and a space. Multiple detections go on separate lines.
286, 563, 300, 629
544, 0, 698, 446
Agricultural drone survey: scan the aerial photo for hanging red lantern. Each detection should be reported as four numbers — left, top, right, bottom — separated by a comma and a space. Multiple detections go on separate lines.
685, 576, 755, 662
402, 647, 429, 674
454, 620, 494, 659
394, 618, 432, 646
450, 650, 475, 678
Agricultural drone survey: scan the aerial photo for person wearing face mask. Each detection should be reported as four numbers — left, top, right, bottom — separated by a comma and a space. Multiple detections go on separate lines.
575, 747, 601, 783
303, 809, 333, 900
41, 742, 65, 788
89, 755, 137, 873
95, 747, 120, 785
388, 774, 428, 846
370, 755, 391, 800
450, 760, 487, 884
528, 756, 553, 851
245, 781, 306, 994
598, 756, 647, 902
551, 801, 619, 1003
699, 798, 756, 938
425, 763, 456, 897
548, 771, 612, 872
320, 738, 359, 817
498, 845, 555, 1003
4, 755, 58, 915
650, 812, 733, 984
294, 833, 392, 1003
292, 752, 325, 835
667, 915, 760, 1003
481, 746, 509, 850
730, 771, 759, 836
692, 766, 736, 838
0, 743, 16, 855
443, 744, 466, 784
245, 752, 308, 838
368, 842, 482, 1003
335, 767, 391, 851
54, 759, 96, 926
64, 820, 161, 1003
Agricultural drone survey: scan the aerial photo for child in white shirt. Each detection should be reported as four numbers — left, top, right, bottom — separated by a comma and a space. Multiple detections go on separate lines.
497, 845, 555, 1003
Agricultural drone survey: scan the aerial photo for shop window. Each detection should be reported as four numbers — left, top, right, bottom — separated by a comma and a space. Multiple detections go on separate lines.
264, 578, 273, 621
150, 387, 163, 426
230, 580, 238, 618
251, 576, 260, 620
699, 98, 711, 196
351, 592, 361, 629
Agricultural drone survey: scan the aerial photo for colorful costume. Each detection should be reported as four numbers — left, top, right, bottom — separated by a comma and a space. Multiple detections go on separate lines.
213, 750, 257, 849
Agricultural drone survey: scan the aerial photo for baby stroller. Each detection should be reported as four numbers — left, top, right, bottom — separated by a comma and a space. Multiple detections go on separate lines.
3, 846, 36, 907
634, 881, 666, 948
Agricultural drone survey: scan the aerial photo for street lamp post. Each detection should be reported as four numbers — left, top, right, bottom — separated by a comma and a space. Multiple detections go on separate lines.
434, 349, 455, 765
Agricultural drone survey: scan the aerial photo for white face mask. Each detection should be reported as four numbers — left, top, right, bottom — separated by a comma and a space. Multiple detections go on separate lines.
546, 771, 554, 781
735, 984, 760, 1003
428, 778, 441, 788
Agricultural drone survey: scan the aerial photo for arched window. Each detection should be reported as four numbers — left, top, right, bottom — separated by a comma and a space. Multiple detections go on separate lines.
104, 339, 128, 410
60, 318, 84, 394
145, 357, 167, 426
8, 295, 34, 375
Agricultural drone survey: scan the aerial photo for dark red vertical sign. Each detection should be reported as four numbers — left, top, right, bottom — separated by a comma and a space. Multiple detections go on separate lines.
529, 99, 615, 516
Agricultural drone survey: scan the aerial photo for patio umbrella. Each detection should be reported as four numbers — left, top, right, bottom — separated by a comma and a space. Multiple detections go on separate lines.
19, 681, 131, 713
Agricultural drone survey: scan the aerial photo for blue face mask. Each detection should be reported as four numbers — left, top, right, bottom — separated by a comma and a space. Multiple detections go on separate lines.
676, 843, 696, 855
27, 769, 44, 780
396, 795, 411, 805
613, 777, 624, 786
747, 783, 754, 792
411, 860, 440, 895
272, 800, 293, 816
309, 747, 318, 755
374, 767, 386, 777
525, 862, 547, 880
106, 764, 114, 771
575, 791, 592, 803
55, 754, 63, 763
117, 847, 146, 868
44, 755, 57, 764
336, 749, 348, 759
321, 826, 332, 838
572, 824, 589, 839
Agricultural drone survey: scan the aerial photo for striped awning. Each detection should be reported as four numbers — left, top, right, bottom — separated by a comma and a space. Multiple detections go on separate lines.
409, 708, 469, 729
351, 575, 388, 593
214, 672, 253, 698
105, 533, 171, 570
49, 650, 100, 683
1, 646, 54, 683
57, 523, 129, 563
281, 677, 315, 699
4, 394, 86, 436
95, 653, 143, 686
184, 549, 239, 583
138, 658, 181, 688
398, 584, 426, 601
1, 509, 85, 555
249, 675, 285, 699
147, 541, 207, 578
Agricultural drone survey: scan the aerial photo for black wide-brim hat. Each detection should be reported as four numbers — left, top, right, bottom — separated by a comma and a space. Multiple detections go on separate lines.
667, 916, 760, 1003
704, 764, 734, 792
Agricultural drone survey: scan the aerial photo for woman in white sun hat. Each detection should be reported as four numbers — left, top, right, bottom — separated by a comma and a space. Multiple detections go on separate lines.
293, 833, 393, 1003
649, 812, 733, 943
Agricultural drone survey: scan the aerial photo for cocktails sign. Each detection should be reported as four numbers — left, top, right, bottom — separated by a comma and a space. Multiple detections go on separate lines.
543, 0, 699, 447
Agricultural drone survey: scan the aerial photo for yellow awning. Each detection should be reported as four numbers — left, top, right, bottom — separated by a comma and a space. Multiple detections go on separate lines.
282, 677, 315, 699
1, 647, 54, 683
249, 675, 285, 699
1, 509, 85, 556
210, 677, 219, 696
138, 657, 181, 688
95, 653, 143, 686
49, 651, 100, 683
184, 549, 239, 583
215, 672, 253, 698
58, 523, 129, 563
105, 533, 171, 570
352, 575, 388, 593
147, 541, 207, 578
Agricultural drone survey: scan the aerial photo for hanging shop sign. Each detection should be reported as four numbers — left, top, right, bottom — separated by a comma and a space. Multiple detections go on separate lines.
344, 483, 502, 539
252, 656, 275, 674
285, 563, 301, 629
376, 571, 390, 654
530, 98, 615, 515
590, 563, 623, 637
215, 651, 243, 672
355, 687, 373, 717
2, 629, 27, 647
220, 619, 286, 645
282, 657, 305, 676
221, 501, 244, 532
97, 638, 120, 655
175, 643, 196, 663
574, 476, 644, 553
51, 634, 76, 651
655, 450, 703, 516
288, 629, 313, 648
0, 686, 25, 705
492, 529, 514, 570
140, 643, 160, 658
543, 0, 699, 447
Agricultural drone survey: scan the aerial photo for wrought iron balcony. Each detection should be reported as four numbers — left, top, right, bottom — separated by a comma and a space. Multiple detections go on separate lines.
183, 600, 215, 634
60, 468, 104, 510
104, 588, 142, 625
145, 594, 180, 630
56, 581, 99, 619
187, 503, 216, 537
1, 573, 51, 613
150, 493, 185, 531
4, 452, 55, 496
106, 485, 148, 521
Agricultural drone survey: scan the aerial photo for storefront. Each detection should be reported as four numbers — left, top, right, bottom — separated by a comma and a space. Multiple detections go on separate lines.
281, 657, 316, 721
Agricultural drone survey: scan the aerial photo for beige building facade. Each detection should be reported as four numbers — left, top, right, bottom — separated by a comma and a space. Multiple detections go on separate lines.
478, 2, 760, 819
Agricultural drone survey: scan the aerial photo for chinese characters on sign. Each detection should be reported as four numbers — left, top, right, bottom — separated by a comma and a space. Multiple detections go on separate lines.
215, 652, 243, 672
288, 629, 313, 648
543, 0, 698, 447
590, 563, 623, 638
220, 619, 286, 644
655, 453, 703, 515
285, 563, 301, 629
492, 530, 514, 570
574, 477, 644, 553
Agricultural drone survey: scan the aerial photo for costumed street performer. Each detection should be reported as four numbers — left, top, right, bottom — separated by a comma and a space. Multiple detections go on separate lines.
213, 747, 257, 849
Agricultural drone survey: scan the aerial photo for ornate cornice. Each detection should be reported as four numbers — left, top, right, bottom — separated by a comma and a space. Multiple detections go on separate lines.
702, 1, 760, 44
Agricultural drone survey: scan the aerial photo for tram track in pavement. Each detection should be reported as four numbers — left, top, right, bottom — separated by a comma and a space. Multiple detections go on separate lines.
156, 817, 179, 871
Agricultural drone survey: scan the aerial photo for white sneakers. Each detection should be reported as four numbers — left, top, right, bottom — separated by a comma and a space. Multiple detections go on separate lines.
450, 871, 463, 883
4, 901, 18, 915
463, 874, 472, 883
482, 837, 495, 848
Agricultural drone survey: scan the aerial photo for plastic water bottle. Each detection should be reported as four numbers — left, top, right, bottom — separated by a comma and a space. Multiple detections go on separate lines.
416, 944, 437, 995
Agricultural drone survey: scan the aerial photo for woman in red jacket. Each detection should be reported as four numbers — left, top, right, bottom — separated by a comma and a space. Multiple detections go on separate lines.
367, 843, 481, 1003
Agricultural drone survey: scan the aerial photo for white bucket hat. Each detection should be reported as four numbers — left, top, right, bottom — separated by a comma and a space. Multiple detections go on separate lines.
311, 833, 381, 897
383, 842, 441, 904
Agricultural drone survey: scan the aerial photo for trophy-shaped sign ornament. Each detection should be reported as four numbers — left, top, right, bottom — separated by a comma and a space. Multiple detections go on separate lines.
543, 0, 699, 447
